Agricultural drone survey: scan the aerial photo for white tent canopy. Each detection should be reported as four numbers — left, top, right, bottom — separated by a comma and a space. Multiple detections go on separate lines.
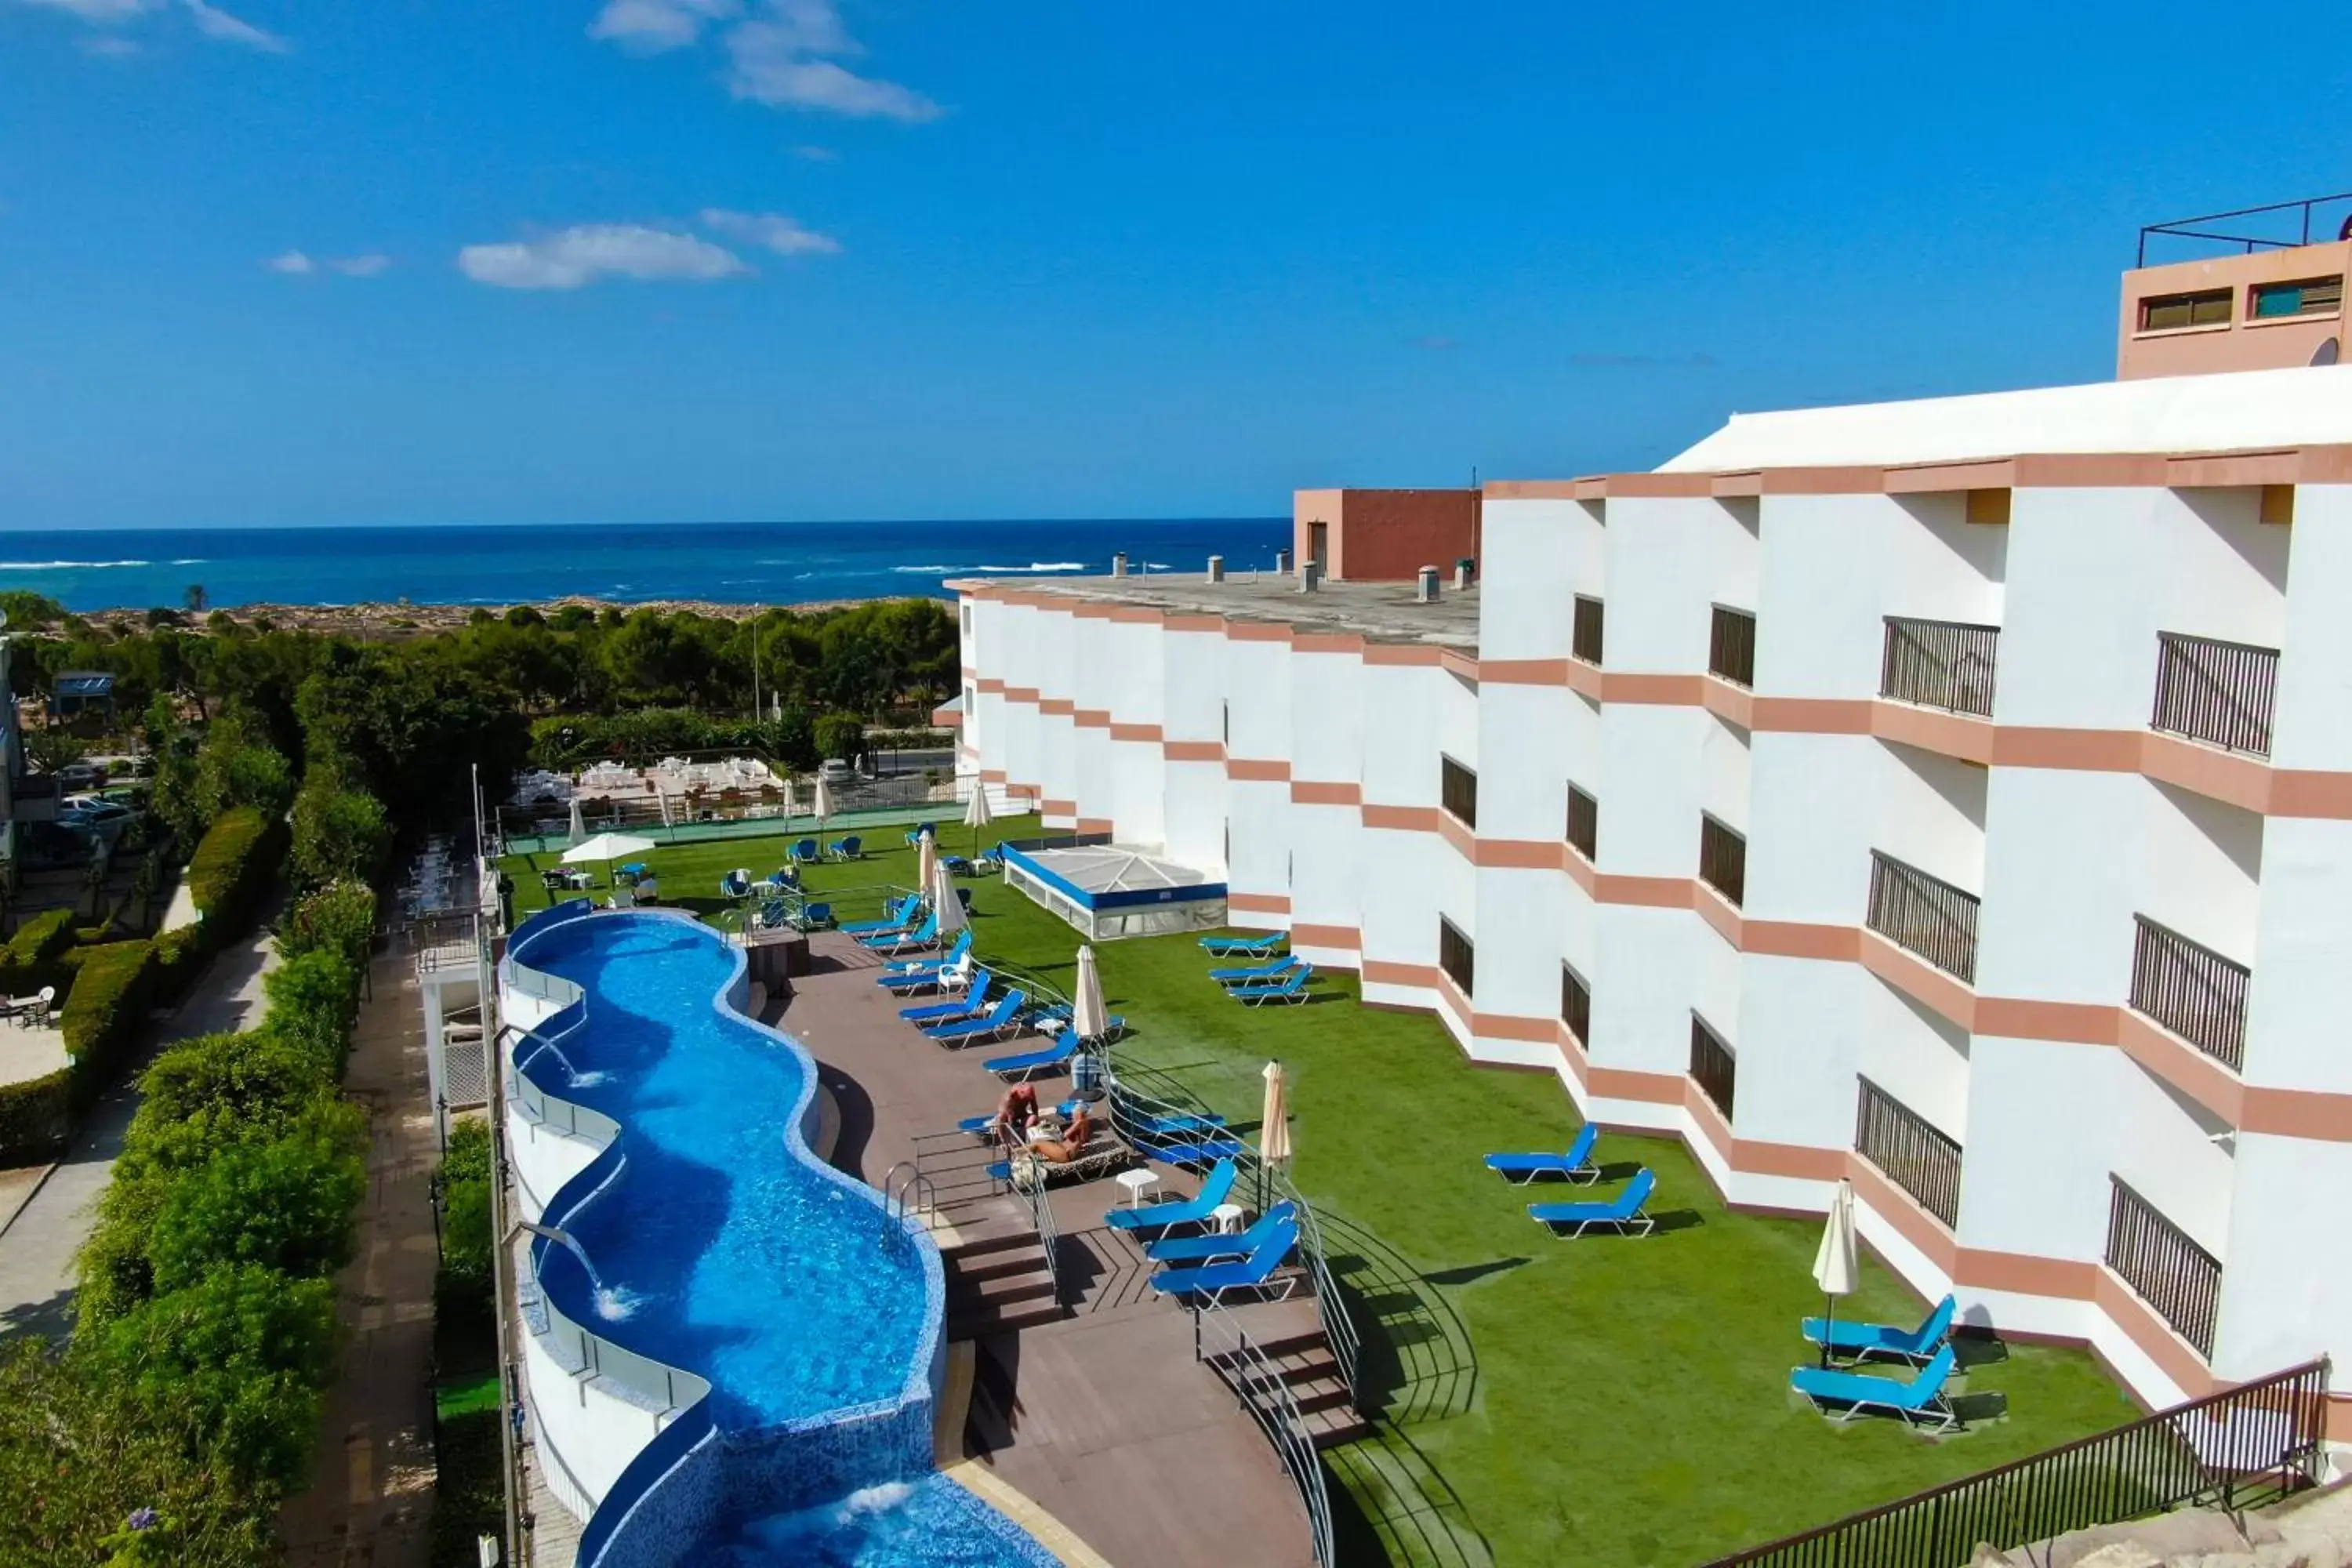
562, 833, 655, 866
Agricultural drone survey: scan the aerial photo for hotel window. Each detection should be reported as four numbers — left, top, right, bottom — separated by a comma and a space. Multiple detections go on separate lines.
2252, 277, 2343, 320
1439, 917, 1475, 994
1708, 606, 1756, 688
2140, 288, 2232, 332
1697, 814, 1746, 907
1440, 755, 1478, 829
960, 603, 972, 638
1572, 595, 1605, 665
964, 683, 977, 717
1559, 962, 1591, 1046
1566, 782, 1598, 861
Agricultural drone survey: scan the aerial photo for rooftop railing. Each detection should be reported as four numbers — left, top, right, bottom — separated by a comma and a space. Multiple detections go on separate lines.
2138, 190, 2352, 264
2129, 916, 2251, 1074
1880, 616, 1999, 718
1866, 850, 1980, 985
1856, 1076, 1963, 1232
2107, 1177, 2223, 1359
2152, 633, 2279, 758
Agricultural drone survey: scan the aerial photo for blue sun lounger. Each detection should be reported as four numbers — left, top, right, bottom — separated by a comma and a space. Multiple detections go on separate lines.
1105, 1159, 1238, 1236
1484, 1123, 1602, 1185
1146, 1203, 1299, 1265
1804, 1294, 1958, 1367
1200, 931, 1286, 959
985, 1033, 1077, 1081
1790, 1345, 1961, 1432
827, 835, 863, 861
789, 838, 820, 865
1210, 953, 1301, 984
923, 990, 1025, 1045
861, 912, 940, 956
958, 1097, 1083, 1138
1148, 1221, 1300, 1305
875, 931, 972, 991
841, 894, 923, 936
1530, 1167, 1657, 1236
1133, 1112, 1228, 1140
1229, 967, 1312, 1006
901, 971, 993, 1024
1141, 1132, 1247, 1168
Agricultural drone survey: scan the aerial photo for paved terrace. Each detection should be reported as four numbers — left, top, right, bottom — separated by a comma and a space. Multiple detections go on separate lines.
782, 931, 1322, 1568
950, 570, 1482, 649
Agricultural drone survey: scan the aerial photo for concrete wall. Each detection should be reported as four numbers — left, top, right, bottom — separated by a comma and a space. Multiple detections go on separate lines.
1294, 488, 1482, 583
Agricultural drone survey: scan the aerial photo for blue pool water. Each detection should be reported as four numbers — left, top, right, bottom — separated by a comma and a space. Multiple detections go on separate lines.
511, 909, 1054, 1566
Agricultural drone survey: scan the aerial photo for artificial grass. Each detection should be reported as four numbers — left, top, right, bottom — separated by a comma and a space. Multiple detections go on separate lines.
501, 823, 2136, 1568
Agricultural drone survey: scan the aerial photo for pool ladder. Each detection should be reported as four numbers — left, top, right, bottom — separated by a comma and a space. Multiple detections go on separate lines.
882, 1160, 940, 1229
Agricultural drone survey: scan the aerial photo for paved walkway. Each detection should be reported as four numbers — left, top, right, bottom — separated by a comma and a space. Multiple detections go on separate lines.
0, 915, 281, 1341
281, 940, 441, 1568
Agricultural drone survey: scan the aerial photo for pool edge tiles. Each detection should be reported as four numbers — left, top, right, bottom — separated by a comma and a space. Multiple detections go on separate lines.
499, 905, 1052, 1568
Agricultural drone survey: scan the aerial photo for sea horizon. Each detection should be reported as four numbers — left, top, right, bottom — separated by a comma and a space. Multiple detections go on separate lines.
0, 516, 1294, 614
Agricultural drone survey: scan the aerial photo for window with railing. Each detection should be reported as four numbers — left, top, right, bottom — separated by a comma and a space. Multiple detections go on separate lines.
1572, 594, 1605, 665
1698, 814, 1746, 906
1566, 782, 1598, 862
1880, 616, 2000, 717
2151, 633, 2279, 757
1865, 850, 1980, 985
1856, 1077, 1963, 1230
1438, 917, 1475, 995
2129, 916, 2251, 1073
1440, 755, 1478, 829
2107, 1177, 2223, 1358
1690, 1014, 1736, 1117
1708, 605, 1757, 687
1560, 962, 1591, 1046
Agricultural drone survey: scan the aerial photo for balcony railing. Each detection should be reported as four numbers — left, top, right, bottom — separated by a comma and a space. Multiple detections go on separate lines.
1566, 783, 1598, 862
1865, 851, 1980, 985
1698, 815, 1747, 907
2107, 1177, 2223, 1359
1573, 594, 1605, 665
1709, 606, 1757, 688
1439, 755, 1478, 828
2152, 633, 2278, 758
1880, 616, 1999, 718
2129, 916, 2251, 1074
1856, 1077, 1962, 1230
1690, 1014, 1736, 1118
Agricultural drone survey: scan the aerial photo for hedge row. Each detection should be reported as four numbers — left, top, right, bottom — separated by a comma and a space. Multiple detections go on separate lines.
5, 906, 77, 965
58, 938, 157, 1113
0, 1069, 72, 1165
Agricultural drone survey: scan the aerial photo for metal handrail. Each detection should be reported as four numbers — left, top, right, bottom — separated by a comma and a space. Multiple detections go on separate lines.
2138, 191, 2352, 264
1095, 1047, 1363, 1412
1192, 1297, 1337, 1566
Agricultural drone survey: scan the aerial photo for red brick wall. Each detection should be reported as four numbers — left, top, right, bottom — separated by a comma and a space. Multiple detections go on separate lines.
1291, 488, 1481, 583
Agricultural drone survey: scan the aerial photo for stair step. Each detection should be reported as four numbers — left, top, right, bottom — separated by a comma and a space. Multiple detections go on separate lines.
1285, 1373, 1355, 1416
948, 1298, 1065, 1339
950, 1247, 1048, 1283
1300, 1404, 1374, 1448
942, 1223, 1038, 1258
949, 1269, 1056, 1308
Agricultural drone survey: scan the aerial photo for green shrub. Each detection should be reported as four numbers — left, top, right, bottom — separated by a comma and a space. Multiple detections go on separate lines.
0, 1069, 72, 1165
289, 777, 390, 890
147, 1121, 365, 1294
59, 940, 156, 1109
81, 1264, 336, 1495
276, 882, 376, 971
119, 1033, 350, 1181
184, 807, 285, 947
5, 907, 77, 965
260, 950, 362, 1073
150, 924, 205, 1004
434, 1120, 495, 1330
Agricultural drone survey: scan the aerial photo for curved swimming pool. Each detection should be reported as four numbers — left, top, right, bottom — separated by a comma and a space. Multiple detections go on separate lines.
506, 906, 1054, 1568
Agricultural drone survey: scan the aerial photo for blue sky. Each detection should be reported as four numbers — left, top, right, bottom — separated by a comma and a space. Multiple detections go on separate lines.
3, 1, 2349, 530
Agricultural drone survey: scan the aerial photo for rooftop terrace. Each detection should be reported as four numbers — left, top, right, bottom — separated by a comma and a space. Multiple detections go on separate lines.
950, 571, 1483, 650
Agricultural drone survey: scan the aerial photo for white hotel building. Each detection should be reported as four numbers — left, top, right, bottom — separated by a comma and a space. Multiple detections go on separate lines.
943, 232, 2352, 1443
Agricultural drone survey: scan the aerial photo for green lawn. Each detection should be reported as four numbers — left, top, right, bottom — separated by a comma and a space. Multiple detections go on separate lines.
501, 823, 2135, 1568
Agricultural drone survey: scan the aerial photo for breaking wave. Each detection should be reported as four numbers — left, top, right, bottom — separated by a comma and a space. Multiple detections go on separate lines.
0, 559, 151, 570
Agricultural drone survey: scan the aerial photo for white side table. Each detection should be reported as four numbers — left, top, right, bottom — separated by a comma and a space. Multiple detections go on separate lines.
1115, 1168, 1160, 1210
1210, 1202, 1247, 1236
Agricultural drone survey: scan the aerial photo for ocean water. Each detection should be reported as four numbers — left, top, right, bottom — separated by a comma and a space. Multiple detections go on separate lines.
0, 517, 1290, 612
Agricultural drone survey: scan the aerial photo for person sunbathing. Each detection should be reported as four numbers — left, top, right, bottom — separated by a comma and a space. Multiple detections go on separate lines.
989, 1083, 1039, 1141
1029, 1105, 1096, 1165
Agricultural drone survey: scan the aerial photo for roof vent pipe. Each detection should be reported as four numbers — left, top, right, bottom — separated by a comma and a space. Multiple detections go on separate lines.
1111, 553, 1128, 578
1417, 565, 1439, 604
1455, 557, 1476, 589
1299, 561, 1322, 593
1207, 554, 1225, 583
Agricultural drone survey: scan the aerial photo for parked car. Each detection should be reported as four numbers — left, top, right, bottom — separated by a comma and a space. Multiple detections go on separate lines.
60, 794, 136, 840
53, 761, 103, 792
817, 758, 862, 786
13, 820, 99, 869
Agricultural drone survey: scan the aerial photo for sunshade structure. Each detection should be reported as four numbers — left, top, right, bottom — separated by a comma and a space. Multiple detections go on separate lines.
812, 774, 835, 826
1071, 945, 1108, 1041
916, 828, 938, 898
561, 833, 655, 883
962, 782, 996, 855
1260, 1060, 1292, 1165
997, 840, 1226, 941
931, 862, 966, 937
1813, 1178, 1859, 1367
567, 796, 586, 846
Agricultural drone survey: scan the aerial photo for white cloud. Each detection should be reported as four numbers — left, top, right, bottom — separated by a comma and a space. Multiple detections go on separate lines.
265, 249, 314, 274
699, 208, 839, 256
587, 0, 738, 53
328, 253, 393, 277
267, 250, 393, 279
792, 143, 837, 162
457, 224, 750, 290
180, 0, 286, 51
20, 0, 289, 52
590, 0, 939, 122
77, 32, 142, 54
